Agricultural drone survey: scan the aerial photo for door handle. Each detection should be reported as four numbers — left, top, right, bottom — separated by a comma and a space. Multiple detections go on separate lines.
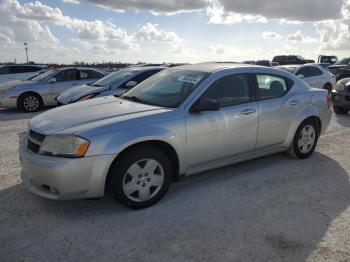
289, 100, 300, 106
240, 109, 256, 115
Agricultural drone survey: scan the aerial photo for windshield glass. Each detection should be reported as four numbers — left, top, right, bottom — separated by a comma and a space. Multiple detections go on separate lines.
122, 69, 208, 108
31, 70, 57, 82
335, 58, 350, 65
93, 68, 139, 87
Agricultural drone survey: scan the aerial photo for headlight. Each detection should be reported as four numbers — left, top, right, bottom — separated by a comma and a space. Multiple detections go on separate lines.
39, 135, 89, 158
334, 83, 345, 91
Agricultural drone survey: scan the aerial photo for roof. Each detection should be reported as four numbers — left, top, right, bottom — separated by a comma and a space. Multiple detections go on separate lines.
172, 62, 263, 73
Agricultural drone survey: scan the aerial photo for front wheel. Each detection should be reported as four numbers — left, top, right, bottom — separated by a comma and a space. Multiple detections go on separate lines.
108, 145, 173, 209
333, 106, 349, 115
18, 93, 41, 112
287, 119, 319, 159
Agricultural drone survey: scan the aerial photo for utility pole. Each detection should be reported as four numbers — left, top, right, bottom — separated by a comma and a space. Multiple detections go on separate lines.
24, 42, 28, 63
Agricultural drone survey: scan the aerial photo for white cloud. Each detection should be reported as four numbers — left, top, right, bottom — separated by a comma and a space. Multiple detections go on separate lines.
316, 19, 350, 51
0, 32, 15, 47
262, 31, 283, 39
135, 23, 182, 42
209, 44, 225, 54
286, 30, 318, 44
62, 0, 79, 4
86, 0, 207, 14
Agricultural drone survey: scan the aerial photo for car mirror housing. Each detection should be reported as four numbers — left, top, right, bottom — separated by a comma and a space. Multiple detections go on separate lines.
190, 98, 220, 113
125, 81, 138, 88
47, 78, 56, 84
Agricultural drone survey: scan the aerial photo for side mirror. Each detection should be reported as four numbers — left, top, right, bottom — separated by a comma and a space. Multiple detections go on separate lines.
125, 81, 138, 88
190, 98, 220, 113
47, 78, 56, 84
297, 74, 305, 79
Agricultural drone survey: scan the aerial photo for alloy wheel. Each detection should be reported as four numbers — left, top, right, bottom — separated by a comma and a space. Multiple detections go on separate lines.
297, 125, 316, 154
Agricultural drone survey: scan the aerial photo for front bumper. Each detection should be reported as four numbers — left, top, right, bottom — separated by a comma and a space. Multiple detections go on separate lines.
19, 134, 114, 200
0, 94, 17, 108
331, 90, 350, 108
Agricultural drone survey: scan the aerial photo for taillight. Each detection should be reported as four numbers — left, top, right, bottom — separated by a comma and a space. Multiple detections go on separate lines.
327, 94, 332, 108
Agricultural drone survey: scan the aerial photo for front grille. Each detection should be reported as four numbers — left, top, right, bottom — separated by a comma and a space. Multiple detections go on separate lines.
27, 130, 46, 154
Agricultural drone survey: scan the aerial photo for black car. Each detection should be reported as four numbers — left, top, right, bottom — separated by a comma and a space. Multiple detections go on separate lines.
272, 55, 315, 65
328, 58, 350, 81
331, 77, 350, 114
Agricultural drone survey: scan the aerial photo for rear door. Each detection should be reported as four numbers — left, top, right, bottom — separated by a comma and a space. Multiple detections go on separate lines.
186, 73, 258, 171
253, 72, 298, 153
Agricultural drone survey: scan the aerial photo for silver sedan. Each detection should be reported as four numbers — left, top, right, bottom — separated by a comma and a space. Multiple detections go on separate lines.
0, 67, 107, 112
19, 63, 331, 209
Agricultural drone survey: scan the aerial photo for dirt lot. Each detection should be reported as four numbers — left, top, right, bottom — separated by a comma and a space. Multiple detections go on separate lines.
0, 108, 350, 262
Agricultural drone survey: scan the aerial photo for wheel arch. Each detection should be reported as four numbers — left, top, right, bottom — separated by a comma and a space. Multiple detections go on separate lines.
17, 91, 44, 108
104, 140, 181, 192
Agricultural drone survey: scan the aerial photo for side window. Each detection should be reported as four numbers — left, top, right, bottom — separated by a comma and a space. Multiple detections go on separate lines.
0, 67, 10, 75
296, 67, 310, 78
9, 66, 23, 74
26, 66, 41, 72
201, 74, 251, 107
256, 74, 289, 100
80, 70, 103, 79
309, 67, 323, 76
55, 70, 79, 82
132, 70, 161, 83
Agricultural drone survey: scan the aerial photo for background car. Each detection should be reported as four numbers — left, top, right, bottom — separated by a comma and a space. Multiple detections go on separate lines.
328, 58, 350, 80
331, 77, 350, 114
272, 55, 315, 65
0, 67, 107, 112
20, 63, 331, 209
56, 66, 165, 105
0, 64, 48, 84
242, 60, 273, 67
318, 55, 338, 65
278, 64, 335, 92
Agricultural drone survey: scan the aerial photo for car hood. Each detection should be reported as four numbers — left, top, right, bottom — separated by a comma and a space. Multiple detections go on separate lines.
57, 84, 109, 104
29, 96, 173, 136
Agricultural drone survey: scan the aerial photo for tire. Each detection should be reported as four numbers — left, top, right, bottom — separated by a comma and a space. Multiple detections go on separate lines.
18, 93, 41, 112
323, 83, 332, 94
108, 145, 173, 209
333, 106, 349, 115
287, 119, 319, 159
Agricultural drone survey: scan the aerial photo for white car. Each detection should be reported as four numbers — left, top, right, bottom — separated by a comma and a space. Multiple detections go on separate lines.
0, 64, 48, 84
278, 64, 336, 92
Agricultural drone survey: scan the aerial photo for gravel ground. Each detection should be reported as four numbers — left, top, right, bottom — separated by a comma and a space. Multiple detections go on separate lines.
0, 108, 350, 262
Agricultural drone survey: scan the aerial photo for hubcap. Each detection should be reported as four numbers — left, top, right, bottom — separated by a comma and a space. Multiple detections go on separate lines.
122, 159, 164, 202
23, 96, 39, 111
298, 125, 316, 154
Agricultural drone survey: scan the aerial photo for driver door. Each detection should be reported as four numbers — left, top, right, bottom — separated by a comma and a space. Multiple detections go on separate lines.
186, 73, 258, 172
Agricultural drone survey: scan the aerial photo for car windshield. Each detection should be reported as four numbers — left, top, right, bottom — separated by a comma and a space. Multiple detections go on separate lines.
278, 67, 296, 74
31, 70, 57, 82
122, 69, 208, 108
93, 68, 139, 87
335, 58, 350, 65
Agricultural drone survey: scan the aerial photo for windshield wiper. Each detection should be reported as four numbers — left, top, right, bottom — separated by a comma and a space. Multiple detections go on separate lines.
120, 95, 153, 105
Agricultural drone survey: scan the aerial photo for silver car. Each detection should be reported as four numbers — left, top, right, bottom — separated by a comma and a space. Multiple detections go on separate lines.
19, 63, 332, 209
56, 66, 165, 105
278, 64, 336, 92
0, 67, 107, 112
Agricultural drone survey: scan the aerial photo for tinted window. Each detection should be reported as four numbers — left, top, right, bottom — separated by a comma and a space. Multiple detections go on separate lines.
309, 67, 323, 76
256, 74, 289, 100
0, 67, 10, 75
55, 69, 79, 82
296, 67, 310, 78
201, 74, 251, 107
80, 70, 103, 79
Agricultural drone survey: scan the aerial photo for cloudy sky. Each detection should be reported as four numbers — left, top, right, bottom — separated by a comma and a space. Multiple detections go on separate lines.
0, 0, 349, 64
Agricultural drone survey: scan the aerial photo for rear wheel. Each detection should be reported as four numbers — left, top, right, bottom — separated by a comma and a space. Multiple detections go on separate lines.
18, 93, 41, 112
108, 145, 173, 209
333, 106, 349, 115
288, 119, 319, 159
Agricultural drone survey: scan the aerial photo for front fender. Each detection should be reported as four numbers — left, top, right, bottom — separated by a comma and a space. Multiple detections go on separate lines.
85, 120, 187, 173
